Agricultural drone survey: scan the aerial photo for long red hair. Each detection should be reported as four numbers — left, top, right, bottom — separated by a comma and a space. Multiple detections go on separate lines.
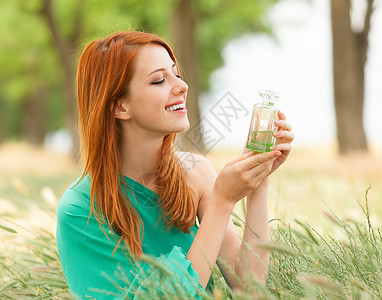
76, 31, 196, 256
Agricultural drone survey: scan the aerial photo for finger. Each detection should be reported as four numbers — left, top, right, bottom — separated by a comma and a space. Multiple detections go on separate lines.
242, 147, 252, 155
226, 150, 254, 166
248, 159, 274, 184
272, 143, 292, 153
275, 120, 292, 131
274, 131, 295, 142
237, 150, 280, 171
277, 110, 286, 120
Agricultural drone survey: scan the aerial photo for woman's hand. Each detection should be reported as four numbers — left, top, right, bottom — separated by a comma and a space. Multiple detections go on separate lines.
213, 150, 281, 207
269, 111, 294, 174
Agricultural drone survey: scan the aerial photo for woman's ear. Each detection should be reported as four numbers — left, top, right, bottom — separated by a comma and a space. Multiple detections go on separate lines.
113, 98, 131, 120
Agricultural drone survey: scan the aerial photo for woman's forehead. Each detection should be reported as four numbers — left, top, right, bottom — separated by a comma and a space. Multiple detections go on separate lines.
134, 44, 176, 75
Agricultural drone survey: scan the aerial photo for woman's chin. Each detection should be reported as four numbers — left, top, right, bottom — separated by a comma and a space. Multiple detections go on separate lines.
173, 121, 190, 133
180, 122, 190, 132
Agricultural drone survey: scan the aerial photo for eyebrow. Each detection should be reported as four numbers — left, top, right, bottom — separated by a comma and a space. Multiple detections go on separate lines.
147, 63, 177, 77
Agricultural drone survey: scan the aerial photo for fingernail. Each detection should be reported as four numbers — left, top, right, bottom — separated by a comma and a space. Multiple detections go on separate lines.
271, 146, 277, 151
275, 120, 281, 126
274, 132, 281, 137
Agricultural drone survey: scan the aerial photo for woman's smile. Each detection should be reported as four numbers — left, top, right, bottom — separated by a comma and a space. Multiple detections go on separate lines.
165, 100, 187, 112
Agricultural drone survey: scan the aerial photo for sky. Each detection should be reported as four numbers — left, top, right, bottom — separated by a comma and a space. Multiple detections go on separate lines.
199, 0, 382, 149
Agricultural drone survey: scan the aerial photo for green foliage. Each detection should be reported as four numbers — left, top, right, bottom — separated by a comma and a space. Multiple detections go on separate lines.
0, 1, 64, 141
0, 0, 278, 141
0, 99, 24, 140
195, 0, 276, 91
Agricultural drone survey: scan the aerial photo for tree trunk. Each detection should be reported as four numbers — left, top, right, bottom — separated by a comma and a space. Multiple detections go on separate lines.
172, 0, 205, 154
24, 84, 47, 145
330, 0, 373, 154
41, 0, 82, 160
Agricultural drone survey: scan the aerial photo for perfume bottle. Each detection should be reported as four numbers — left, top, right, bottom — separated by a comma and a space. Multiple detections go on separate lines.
246, 90, 280, 153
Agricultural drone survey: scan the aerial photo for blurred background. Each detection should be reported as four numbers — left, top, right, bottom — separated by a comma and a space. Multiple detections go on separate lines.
0, 0, 381, 231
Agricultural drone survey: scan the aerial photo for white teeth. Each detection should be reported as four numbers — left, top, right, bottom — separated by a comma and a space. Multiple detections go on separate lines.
165, 102, 185, 111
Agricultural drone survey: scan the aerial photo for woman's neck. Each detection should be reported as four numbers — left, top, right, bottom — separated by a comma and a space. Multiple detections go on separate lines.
119, 129, 164, 187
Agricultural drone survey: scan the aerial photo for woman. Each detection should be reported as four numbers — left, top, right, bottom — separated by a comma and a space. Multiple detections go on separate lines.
56, 31, 293, 299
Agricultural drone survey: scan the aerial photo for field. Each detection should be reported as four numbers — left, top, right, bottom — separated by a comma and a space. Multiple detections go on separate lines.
0, 142, 382, 299
207, 144, 382, 232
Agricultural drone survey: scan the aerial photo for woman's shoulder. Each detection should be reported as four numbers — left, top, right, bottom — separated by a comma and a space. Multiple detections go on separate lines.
57, 175, 92, 218
176, 151, 216, 175
175, 152, 217, 196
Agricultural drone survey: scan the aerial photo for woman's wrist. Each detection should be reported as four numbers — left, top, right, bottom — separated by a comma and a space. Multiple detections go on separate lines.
210, 189, 236, 214
247, 177, 269, 198
258, 176, 270, 190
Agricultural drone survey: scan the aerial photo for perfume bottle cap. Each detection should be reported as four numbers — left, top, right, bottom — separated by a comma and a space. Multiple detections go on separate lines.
258, 90, 280, 105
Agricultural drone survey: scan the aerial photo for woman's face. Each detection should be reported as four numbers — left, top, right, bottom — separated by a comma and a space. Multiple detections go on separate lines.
124, 44, 189, 136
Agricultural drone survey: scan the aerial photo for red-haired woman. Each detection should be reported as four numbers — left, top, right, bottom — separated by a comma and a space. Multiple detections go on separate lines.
56, 31, 293, 299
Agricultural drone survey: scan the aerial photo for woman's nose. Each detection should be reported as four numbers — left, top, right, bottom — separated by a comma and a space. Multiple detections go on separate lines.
172, 76, 188, 95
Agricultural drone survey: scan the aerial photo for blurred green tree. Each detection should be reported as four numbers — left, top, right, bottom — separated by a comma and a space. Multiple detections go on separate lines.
0, 0, 277, 155
0, 1, 64, 144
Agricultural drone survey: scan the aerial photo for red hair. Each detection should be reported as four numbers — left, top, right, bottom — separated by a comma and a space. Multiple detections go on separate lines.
76, 31, 196, 256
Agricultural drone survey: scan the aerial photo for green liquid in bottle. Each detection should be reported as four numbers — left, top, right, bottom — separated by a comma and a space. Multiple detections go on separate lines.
247, 130, 274, 153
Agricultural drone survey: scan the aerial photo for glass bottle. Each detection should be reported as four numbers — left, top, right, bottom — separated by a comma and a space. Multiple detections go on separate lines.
246, 90, 280, 153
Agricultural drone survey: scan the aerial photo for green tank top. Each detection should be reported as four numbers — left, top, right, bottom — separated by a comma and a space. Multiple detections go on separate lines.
56, 174, 214, 299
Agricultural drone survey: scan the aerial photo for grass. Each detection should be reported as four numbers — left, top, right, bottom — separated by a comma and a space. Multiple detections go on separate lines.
266, 189, 382, 299
1, 142, 382, 299
0, 225, 71, 299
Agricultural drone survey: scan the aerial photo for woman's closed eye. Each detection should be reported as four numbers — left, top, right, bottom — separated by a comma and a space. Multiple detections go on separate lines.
151, 79, 165, 85
151, 74, 182, 85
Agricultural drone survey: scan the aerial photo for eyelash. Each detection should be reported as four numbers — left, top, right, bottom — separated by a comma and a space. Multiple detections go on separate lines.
151, 79, 165, 85
151, 75, 182, 85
